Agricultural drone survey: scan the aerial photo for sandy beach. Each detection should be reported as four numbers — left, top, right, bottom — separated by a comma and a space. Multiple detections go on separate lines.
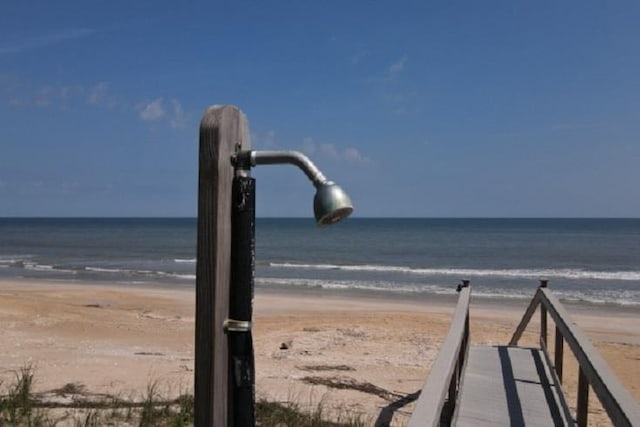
0, 279, 638, 425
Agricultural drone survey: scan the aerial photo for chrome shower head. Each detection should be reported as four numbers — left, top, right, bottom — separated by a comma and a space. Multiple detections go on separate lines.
313, 181, 353, 226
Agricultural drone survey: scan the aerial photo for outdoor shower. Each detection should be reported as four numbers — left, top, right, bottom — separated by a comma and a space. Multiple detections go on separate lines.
225, 149, 353, 426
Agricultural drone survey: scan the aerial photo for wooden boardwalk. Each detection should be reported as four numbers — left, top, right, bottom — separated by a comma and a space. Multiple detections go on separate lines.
408, 282, 640, 427
455, 346, 570, 426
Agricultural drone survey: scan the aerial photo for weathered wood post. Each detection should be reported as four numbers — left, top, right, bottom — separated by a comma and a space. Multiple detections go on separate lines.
577, 367, 590, 426
554, 325, 564, 381
539, 279, 548, 346
195, 105, 250, 426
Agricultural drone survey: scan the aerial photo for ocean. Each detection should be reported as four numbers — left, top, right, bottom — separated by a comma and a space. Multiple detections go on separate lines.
0, 218, 639, 307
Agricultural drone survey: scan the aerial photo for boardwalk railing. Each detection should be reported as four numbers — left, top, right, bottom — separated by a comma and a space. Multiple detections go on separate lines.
408, 281, 471, 427
509, 282, 640, 427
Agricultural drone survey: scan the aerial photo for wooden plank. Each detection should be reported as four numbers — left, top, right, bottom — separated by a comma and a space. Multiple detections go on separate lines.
455, 346, 570, 427
408, 286, 471, 427
540, 288, 640, 427
195, 105, 250, 427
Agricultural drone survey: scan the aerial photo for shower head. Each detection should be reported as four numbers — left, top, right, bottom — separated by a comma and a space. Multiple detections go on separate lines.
313, 181, 353, 226
235, 150, 354, 226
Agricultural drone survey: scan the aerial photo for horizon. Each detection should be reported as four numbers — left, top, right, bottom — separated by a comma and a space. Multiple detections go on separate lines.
2, 216, 639, 220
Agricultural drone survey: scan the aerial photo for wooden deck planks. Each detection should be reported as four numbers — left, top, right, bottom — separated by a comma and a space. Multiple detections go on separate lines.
455, 346, 571, 427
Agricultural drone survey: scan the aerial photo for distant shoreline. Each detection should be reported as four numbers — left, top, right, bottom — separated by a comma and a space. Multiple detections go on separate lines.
2, 276, 637, 316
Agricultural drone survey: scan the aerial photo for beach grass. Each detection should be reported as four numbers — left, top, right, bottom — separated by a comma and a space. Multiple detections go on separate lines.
0, 366, 365, 426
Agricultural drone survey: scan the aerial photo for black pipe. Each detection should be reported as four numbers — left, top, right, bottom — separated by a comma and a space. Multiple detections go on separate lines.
228, 176, 256, 426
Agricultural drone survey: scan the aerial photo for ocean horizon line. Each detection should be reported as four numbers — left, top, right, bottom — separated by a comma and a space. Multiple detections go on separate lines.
1, 216, 639, 220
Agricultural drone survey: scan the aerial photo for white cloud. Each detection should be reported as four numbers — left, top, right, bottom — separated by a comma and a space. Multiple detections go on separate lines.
3, 78, 188, 132
8, 98, 25, 107
60, 181, 81, 195
344, 147, 365, 162
87, 83, 107, 104
256, 129, 278, 149
367, 56, 408, 84
35, 87, 54, 106
0, 73, 19, 90
299, 137, 369, 164
59, 86, 72, 100
170, 99, 187, 129
138, 98, 165, 121
6, 82, 108, 109
252, 130, 278, 148
87, 82, 116, 108
264, 130, 277, 148
551, 122, 606, 132
319, 143, 339, 158
351, 50, 367, 65
301, 137, 316, 154
137, 97, 190, 131
22, 180, 45, 195
365, 56, 413, 114
0, 28, 96, 56
386, 56, 408, 81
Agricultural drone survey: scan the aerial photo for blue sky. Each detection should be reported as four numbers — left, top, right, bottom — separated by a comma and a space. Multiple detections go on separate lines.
1, 1, 638, 217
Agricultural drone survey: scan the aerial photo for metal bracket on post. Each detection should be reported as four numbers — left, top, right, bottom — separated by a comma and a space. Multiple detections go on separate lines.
223, 319, 252, 333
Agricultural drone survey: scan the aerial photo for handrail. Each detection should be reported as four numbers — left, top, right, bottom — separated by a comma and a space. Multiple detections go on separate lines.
510, 285, 640, 427
408, 283, 471, 427
508, 289, 541, 346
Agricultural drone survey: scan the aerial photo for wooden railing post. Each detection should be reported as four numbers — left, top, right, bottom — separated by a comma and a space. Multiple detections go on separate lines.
539, 279, 548, 346
443, 280, 471, 424
555, 325, 564, 382
577, 367, 590, 427
195, 105, 251, 426
458, 280, 470, 373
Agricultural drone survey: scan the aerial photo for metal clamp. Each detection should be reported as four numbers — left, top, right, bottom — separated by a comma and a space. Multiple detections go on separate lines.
223, 319, 251, 333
